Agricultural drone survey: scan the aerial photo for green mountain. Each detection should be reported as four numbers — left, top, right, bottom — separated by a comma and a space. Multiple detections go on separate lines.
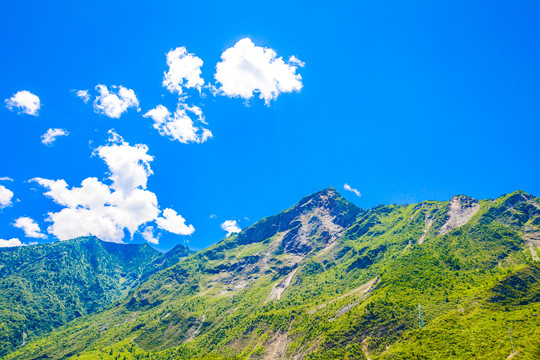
0, 236, 191, 356
4, 188, 540, 359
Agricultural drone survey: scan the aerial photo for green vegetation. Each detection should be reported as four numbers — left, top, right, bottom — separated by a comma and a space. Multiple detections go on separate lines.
0, 237, 190, 356
3, 188, 540, 359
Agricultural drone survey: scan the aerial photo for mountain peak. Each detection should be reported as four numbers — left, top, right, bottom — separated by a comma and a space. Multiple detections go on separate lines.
233, 187, 361, 254
295, 187, 346, 211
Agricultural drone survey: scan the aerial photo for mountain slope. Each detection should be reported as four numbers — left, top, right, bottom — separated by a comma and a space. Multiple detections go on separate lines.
0, 236, 190, 356
6, 189, 540, 360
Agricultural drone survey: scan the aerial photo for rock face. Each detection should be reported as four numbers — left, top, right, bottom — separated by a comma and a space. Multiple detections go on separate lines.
278, 187, 362, 255
207, 187, 363, 297
439, 195, 480, 235
235, 187, 362, 250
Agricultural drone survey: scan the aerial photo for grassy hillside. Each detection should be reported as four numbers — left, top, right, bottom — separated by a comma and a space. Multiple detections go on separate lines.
5, 189, 540, 359
0, 236, 190, 356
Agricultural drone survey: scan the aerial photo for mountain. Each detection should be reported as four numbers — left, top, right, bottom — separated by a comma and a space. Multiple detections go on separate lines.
0, 236, 191, 356
4, 188, 540, 359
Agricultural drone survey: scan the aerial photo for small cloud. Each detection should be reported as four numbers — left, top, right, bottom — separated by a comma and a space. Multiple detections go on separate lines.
42, 128, 69, 146
93, 85, 140, 118
141, 226, 159, 244
221, 219, 241, 237
5, 90, 41, 116
163, 47, 205, 94
214, 38, 303, 105
144, 102, 212, 144
73, 89, 91, 103
13, 216, 47, 239
209, 214, 216, 219
156, 208, 195, 235
0, 185, 14, 209
0, 177, 13, 181
343, 183, 361, 197
0, 238, 22, 248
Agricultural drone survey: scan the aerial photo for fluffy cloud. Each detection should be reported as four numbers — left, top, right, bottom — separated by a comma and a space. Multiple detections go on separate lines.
144, 103, 212, 144
0, 177, 13, 181
74, 89, 91, 103
33, 131, 193, 243
41, 128, 69, 146
156, 208, 195, 235
221, 220, 241, 237
13, 217, 47, 239
93, 85, 140, 118
0, 238, 22, 248
0, 185, 14, 209
95, 133, 154, 194
163, 47, 205, 94
214, 38, 304, 105
5, 90, 41, 116
343, 183, 361, 197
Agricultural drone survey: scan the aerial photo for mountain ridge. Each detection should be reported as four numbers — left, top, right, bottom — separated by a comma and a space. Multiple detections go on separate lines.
3, 188, 540, 359
0, 236, 192, 356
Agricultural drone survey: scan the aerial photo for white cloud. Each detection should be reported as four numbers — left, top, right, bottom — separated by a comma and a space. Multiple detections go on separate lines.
41, 128, 69, 146
156, 208, 195, 235
32, 131, 193, 243
344, 183, 361, 197
0, 177, 13, 181
214, 38, 304, 105
221, 220, 241, 237
163, 47, 205, 94
95, 132, 154, 194
74, 89, 91, 103
13, 217, 47, 239
0, 185, 14, 209
141, 226, 159, 244
144, 103, 212, 144
0, 238, 22, 248
93, 85, 140, 118
5, 90, 41, 116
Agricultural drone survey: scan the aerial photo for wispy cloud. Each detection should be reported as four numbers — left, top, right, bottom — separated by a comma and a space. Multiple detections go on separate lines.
13, 217, 47, 239
73, 89, 91, 103
42, 128, 69, 146
143, 102, 212, 144
344, 183, 361, 197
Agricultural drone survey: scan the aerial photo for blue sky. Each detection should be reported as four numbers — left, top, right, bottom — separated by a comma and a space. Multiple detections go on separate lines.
1, 1, 539, 250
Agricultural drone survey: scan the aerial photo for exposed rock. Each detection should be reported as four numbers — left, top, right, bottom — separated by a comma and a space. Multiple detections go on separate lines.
309, 277, 379, 315
418, 218, 434, 244
185, 315, 205, 342
266, 267, 299, 302
262, 332, 290, 360
439, 195, 480, 236
208, 188, 362, 300
523, 226, 540, 261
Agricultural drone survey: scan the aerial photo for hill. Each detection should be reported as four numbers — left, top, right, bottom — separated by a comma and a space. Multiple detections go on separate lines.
5, 188, 540, 359
0, 236, 191, 356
